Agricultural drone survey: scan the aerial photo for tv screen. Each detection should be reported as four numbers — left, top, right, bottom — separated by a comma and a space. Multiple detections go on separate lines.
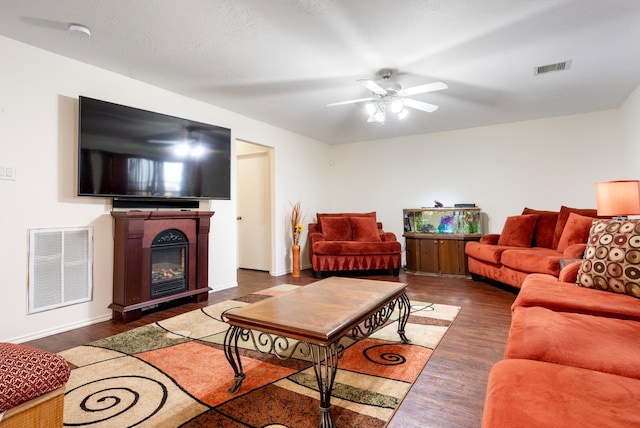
78, 96, 231, 200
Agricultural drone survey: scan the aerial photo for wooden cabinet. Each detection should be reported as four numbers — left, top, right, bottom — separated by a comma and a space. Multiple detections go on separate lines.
403, 207, 482, 276
405, 238, 420, 273
419, 238, 441, 273
405, 234, 479, 276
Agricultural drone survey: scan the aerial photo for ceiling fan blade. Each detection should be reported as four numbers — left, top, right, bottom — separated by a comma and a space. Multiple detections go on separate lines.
358, 79, 387, 95
326, 97, 375, 107
398, 82, 448, 96
404, 98, 439, 113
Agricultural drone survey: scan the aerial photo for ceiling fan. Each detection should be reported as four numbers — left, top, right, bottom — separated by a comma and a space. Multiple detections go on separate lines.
327, 69, 447, 123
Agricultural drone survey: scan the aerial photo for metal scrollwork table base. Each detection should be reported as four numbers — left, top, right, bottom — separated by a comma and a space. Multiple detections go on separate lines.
222, 277, 411, 428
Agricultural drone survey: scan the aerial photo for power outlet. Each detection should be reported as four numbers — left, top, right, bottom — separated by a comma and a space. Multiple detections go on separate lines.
0, 163, 16, 180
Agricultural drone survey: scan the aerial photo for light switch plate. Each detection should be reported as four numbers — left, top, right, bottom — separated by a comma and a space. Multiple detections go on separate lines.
0, 163, 16, 180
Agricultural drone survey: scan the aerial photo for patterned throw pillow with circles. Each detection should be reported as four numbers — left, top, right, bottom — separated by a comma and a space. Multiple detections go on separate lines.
576, 219, 640, 298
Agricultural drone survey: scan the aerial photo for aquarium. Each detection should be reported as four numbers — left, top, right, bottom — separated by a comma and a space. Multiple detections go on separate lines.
403, 207, 482, 235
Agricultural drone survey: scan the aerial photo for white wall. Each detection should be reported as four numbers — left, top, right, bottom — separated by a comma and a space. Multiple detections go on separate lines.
0, 36, 330, 342
621, 83, 640, 175
328, 109, 626, 255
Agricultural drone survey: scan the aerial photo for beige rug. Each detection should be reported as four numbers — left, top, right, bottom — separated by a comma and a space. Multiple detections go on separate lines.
59, 284, 460, 427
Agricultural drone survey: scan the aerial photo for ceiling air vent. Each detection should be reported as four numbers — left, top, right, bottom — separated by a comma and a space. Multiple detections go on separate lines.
534, 60, 572, 75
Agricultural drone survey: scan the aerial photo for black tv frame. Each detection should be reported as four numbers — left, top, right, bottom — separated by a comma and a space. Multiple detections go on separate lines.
77, 96, 231, 203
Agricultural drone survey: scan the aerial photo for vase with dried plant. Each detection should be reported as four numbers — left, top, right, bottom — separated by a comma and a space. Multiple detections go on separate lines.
290, 201, 304, 277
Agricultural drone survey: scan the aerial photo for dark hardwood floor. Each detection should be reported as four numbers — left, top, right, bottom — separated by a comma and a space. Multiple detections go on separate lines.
24, 268, 517, 428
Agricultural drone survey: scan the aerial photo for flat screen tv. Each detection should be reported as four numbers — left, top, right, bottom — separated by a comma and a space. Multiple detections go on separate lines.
77, 96, 231, 201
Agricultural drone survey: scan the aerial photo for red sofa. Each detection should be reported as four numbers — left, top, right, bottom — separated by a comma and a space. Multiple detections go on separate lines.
465, 206, 598, 288
482, 217, 640, 427
308, 212, 401, 278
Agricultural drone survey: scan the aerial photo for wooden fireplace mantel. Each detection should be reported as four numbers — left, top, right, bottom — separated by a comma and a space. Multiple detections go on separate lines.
110, 210, 214, 322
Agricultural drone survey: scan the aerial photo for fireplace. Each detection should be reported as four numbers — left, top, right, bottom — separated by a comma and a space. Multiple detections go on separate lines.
150, 229, 188, 299
110, 211, 214, 322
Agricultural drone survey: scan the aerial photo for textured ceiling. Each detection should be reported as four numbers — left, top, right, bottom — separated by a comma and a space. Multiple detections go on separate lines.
1, 0, 640, 144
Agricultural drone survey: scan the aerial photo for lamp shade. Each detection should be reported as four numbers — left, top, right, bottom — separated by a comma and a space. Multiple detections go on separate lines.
595, 180, 640, 216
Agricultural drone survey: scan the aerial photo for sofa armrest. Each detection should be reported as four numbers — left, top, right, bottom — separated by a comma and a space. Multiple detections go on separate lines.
309, 232, 326, 244
308, 232, 326, 258
480, 234, 500, 245
559, 261, 582, 283
562, 243, 587, 259
381, 231, 398, 242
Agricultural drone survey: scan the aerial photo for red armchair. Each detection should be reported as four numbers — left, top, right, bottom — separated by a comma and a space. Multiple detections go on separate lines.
308, 212, 402, 278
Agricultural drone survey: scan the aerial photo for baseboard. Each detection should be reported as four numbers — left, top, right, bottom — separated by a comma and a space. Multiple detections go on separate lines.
11, 282, 258, 344
208, 282, 238, 293
12, 313, 113, 344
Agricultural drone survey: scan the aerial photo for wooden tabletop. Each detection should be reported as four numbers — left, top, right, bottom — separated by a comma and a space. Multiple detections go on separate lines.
224, 277, 407, 346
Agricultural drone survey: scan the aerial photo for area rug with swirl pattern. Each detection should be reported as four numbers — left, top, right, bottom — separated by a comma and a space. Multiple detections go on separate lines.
59, 284, 460, 427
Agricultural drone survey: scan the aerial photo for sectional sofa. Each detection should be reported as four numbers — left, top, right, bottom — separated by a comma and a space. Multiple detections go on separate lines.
465, 206, 598, 287
481, 218, 640, 427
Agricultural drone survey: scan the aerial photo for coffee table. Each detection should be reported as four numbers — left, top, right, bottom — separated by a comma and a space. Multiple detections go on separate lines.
223, 277, 411, 428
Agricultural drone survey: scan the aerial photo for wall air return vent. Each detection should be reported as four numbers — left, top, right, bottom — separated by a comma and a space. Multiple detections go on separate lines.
534, 60, 572, 75
28, 227, 93, 314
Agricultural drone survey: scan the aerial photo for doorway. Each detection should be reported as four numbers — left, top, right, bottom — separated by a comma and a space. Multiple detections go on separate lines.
236, 140, 273, 272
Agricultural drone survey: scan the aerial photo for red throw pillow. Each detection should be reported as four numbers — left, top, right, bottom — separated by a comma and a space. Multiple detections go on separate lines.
317, 212, 376, 224
556, 212, 595, 253
552, 206, 598, 249
350, 216, 382, 242
497, 214, 540, 247
319, 216, 352, 241
522, 208, 559, 248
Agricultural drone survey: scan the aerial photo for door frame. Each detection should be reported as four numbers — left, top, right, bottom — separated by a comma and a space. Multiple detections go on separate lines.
236, 139, 274, 274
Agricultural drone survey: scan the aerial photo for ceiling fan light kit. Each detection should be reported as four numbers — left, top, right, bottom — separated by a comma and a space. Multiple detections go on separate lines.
328, 68, 447, 125
365, 99, 409, 123
390, 99, 405, 114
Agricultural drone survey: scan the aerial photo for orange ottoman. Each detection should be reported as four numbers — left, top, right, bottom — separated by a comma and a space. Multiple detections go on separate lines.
513, 274, 640, 321
482, 359, 640, 427
505, 306, 640, 379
